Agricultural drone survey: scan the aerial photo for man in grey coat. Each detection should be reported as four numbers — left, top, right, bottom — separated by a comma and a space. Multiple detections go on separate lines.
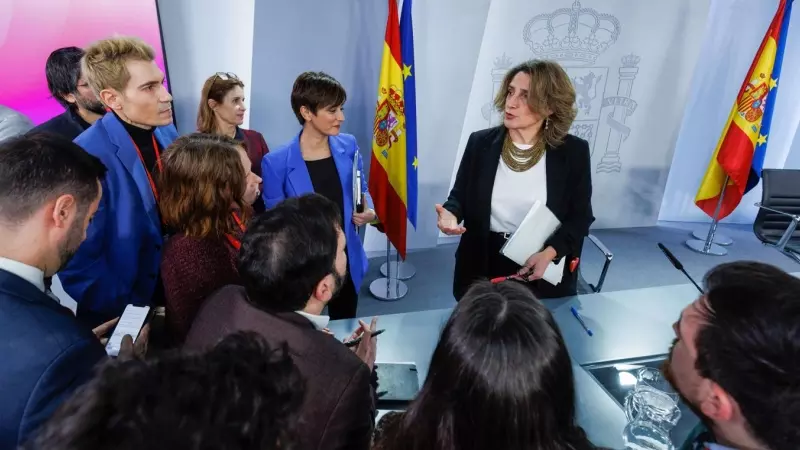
0, 105, 34, 143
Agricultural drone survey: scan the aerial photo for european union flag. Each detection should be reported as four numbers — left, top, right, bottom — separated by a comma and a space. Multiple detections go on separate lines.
400, 0, 418, 228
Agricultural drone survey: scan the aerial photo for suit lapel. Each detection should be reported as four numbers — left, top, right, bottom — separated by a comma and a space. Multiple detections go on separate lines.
545, 143, 567, 216
105, 114, 161, 233
329, 137, 353, 213
286, 134, 314, 196
0, 269, 72, 316
474, 127, 505, 235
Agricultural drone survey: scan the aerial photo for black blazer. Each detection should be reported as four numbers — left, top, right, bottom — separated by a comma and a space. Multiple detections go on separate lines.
443, 126, 594, 299
28, 109, 91, 141
0, 269, 106, 448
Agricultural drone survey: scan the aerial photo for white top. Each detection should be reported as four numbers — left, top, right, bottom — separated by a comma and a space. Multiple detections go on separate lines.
490, 142, 548, 233
0, 256, 45, 292
296, 310, 330, 330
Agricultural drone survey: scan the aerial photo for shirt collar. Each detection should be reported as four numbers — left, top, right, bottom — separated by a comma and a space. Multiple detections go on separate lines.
0, 257, 45, 293
295, 310, 330, 330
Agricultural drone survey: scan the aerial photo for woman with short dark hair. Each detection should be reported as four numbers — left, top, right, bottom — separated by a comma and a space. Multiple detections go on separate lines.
158, 133, 262, 344
437, 60, 594, 301
261, 71, 374, 320
197, 72, 270, 213
372, 281, 602, 450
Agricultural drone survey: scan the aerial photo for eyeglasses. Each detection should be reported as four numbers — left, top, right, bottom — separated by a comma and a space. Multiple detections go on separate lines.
211, 72, 239, 84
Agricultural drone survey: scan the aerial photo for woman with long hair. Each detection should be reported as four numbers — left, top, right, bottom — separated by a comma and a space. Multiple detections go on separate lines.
197, 72, 269, 213
158, 133, 262, 344
373, 281, 601, 450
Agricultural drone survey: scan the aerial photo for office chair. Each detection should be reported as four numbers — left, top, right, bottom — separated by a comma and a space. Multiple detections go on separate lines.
576, 234, 614, 294
753, 169, 800, 264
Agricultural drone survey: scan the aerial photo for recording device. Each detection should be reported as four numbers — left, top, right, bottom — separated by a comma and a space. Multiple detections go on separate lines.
344, 328, 386, 347
105, 304, 151, 357
657, 243, 703, 293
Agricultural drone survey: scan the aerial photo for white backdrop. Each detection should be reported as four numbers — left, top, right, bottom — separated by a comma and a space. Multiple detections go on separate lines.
447, 0, 711, 232
659, 0, 800, 224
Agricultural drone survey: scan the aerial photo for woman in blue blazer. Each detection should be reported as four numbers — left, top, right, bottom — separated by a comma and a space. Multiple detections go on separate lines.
261, 72, 374, 319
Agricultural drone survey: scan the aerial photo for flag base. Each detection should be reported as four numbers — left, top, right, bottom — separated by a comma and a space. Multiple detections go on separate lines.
690, 229, 733, 246
685, 239, 728, 256
380, 261, 416, 280
369, 278, 408, 301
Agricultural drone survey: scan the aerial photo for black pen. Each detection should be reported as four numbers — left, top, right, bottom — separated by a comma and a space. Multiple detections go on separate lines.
344, 329, 385, 347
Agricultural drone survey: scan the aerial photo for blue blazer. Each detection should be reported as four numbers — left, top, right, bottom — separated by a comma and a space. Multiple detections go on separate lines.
261, 132, 372, 290
58, 113, 178, 322
0, 269, 106, 448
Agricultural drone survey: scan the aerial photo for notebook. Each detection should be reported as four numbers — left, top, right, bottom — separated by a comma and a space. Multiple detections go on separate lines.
500, 200, 564, 285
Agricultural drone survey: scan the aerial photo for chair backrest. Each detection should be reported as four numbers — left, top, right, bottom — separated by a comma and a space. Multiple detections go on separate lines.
753, 169, 800, 244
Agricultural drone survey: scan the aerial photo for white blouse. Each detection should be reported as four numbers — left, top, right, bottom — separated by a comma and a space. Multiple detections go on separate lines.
489, 142, 548, 233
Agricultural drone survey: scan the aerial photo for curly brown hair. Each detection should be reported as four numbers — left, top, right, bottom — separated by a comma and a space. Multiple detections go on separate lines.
494, 60, 577, 148
158, 133, 249, 238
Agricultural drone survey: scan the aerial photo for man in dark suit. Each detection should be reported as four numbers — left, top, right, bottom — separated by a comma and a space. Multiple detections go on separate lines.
185, 193, 378, 450
29, 47, 106, 140
0, 134, 108, 449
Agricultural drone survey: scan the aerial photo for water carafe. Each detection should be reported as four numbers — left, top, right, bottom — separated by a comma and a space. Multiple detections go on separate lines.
622, 367, 682, 450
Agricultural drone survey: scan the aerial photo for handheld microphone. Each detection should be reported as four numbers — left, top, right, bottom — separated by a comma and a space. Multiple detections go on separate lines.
657, 243, 703, 293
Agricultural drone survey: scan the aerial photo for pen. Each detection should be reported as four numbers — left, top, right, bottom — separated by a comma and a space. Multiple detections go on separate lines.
570, 307, 593, 337
344, 328, 386, 347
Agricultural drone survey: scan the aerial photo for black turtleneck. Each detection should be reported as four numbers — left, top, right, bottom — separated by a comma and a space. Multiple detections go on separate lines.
116, 113, 161, 179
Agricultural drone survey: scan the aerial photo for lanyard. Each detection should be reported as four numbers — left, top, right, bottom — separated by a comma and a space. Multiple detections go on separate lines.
225, 211, 246, 250
131, 135, 163, 201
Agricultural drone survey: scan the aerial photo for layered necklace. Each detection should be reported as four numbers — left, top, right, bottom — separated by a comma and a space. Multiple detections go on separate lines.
501, 133, 547, 172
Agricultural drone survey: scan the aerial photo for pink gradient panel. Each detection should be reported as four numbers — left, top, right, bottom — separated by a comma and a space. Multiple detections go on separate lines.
0, 0, 168, 124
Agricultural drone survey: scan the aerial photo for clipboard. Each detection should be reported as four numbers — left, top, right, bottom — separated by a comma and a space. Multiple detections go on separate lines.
499, 200, 564, 285
352, 152, 365, 213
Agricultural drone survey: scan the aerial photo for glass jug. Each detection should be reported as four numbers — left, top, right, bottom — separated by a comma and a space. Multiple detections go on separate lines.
622, 367, 682, 450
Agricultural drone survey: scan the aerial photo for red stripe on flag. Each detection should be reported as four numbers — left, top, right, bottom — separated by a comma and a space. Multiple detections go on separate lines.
717, 124, 755, 193
369, 153, 408, 259
384, 0, 402, 67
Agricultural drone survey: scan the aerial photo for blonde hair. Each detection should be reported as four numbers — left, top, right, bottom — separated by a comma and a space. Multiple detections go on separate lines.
197, 74, 245, 134
81, 36, 155, 96
494, 60, 577, 148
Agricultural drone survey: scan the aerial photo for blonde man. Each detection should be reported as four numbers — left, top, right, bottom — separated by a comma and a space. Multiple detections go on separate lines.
59, 36, 178, 328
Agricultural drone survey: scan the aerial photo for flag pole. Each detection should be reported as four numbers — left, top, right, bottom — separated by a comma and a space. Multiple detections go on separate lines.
369, 238, 409, 301
379, 247, 417, 280
686, 175, 729, 256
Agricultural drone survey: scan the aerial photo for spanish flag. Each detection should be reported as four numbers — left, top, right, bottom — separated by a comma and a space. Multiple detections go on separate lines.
695, 0, 793, 220
370, 0, 409, 258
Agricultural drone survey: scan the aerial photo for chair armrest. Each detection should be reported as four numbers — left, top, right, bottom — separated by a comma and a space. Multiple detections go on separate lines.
585, 234, 613, 293
755, 202, 800, 219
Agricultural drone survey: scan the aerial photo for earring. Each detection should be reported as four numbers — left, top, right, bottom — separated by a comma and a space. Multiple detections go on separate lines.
545, 118, 550, 130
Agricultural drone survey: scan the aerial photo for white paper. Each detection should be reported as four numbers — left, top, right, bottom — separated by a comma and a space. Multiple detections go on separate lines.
500, 200, 561, 266
542, 257, 564, 286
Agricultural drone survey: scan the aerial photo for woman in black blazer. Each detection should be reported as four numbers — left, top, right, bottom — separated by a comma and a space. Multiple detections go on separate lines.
437, 60, 594, 300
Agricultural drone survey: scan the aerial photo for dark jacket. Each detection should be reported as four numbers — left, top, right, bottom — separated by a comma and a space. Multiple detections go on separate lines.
0, 269, 106, 449
184, 285, 375, 450
240, 128, 269, 214
160, 235, 240, 344
28, 109, 91, 141
444, 126, 594, 300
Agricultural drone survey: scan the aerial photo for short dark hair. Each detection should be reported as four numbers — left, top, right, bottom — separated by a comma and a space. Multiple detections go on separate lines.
375, 281, 598, 450
0, 133, 106, 226
696, 261, 800, 450
45, 47, 85, 110
26, 332, 305, 450
238, 193, 343, 311
290, 71, 347, 125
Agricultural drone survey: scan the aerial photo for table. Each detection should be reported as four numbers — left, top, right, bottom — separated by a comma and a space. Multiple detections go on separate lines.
327, 282, 704, 449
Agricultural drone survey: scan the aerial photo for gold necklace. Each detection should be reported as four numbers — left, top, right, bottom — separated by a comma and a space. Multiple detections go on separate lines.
501, 134, 546, 172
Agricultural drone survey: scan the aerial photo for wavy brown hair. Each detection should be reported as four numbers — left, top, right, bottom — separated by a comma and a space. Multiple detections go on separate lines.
158, 133, 249, 238
494, 60, 577, 148
197, 73, 245, 134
